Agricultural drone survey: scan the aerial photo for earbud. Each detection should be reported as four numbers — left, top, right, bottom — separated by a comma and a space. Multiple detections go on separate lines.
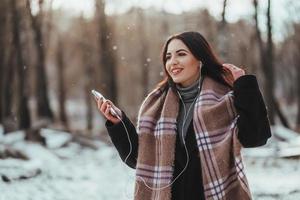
199, 61, 203, 68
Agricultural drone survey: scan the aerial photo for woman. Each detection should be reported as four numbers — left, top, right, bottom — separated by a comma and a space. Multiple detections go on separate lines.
95, 31, 271, 200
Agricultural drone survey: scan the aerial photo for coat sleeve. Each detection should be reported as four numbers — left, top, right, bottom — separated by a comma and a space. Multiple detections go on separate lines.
233, 75, 272, 148
105, 111, 138, 168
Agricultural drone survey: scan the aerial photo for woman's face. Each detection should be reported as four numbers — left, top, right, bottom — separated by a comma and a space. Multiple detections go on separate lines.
165, 39, 201, 87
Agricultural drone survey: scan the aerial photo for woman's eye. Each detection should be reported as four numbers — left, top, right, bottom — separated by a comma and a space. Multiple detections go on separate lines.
166, 56, 171, 60
178, 53, 186, 56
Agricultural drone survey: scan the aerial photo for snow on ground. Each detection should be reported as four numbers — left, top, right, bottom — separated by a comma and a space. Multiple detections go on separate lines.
244, 156, 300, 200
0, 128, 135, 200
0, 127, 300, 200
0, 141, 135, 200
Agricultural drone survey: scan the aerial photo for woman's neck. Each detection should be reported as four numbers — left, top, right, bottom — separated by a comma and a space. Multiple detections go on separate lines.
176, 78, 200, 103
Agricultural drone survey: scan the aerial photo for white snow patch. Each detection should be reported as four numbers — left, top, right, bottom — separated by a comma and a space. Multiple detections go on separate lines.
0, 137, 135, 200
0, 131, 25, 145
245, 157, 300, 199
40, 128, 72, 149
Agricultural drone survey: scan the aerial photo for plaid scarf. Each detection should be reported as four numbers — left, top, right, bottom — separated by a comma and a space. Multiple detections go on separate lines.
135, 76, 252, 200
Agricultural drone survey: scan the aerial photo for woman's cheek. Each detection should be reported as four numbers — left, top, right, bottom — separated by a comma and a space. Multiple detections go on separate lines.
166, 65, 171, 75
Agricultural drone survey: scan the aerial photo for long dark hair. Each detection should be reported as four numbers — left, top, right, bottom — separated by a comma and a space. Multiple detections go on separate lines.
157, 31, 232, 89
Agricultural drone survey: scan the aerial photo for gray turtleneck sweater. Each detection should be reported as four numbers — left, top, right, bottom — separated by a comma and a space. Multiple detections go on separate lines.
176, 78, 202, 146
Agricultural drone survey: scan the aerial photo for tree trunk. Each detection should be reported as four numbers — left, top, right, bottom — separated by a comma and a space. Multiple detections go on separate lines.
253, 0, 275, 124
26, 0, 53, 120
1, 42, 18, 133
253, 0, 290, 127
264, 0, 276, 125
274, 100, 291, 128
11, 0, 31, 129
95, 0, 118, 103
85, 66, 93, 131
296, 25, 300, 131
83, 44, 94, 131
77, 17, 95, 132
297, 60, 300, 131
56, 38, 68, 129
0, 0, 7, 123
221, 0, 228, 25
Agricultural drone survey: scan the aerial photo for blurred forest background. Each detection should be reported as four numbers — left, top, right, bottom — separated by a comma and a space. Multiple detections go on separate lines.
0, 0, 300, 139
1, 0, 300, 199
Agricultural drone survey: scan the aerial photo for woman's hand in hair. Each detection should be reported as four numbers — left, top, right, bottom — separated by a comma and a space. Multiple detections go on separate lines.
222, 63, 245, 86
95, 97, 122, 124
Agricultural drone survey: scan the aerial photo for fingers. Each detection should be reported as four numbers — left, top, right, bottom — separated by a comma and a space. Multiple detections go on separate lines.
95, 97, 108, 115
223, 63, 239, 71
222, 63, 245, 81
96, 97, 104, 112
104, 99, 122, 117
92, 95, 121, 124
104, 103, 111, 116
223, 63, 235, 68
223, 63, 245, 73
95, 97, 118, 119
100, 99, 112, 117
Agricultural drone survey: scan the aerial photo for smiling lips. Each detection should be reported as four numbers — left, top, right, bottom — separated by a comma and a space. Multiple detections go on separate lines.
171, 68, 183, 75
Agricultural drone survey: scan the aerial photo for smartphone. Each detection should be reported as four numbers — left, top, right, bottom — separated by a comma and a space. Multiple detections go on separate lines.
91, 89, 119, 117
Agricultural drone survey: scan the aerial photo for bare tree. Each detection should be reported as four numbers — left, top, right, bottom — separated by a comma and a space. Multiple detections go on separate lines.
264, 0, 276, 124
296, 55, 300, 131
26, 0, 53, 121
56, 36, 68, 129
81, 24, 95, 131
295, 24, 300, 131
253, 0, 290, 127
217, 0, 228, 59
0, 0, 19, 132
73, 16, 97, 131
221, 0, 228, 25
0, 0, 7, 123
2, 48, 16, 132
253, 0, 275, 124
11, 0, 31, 129
85, 65, 94, 131
1, 9, 17, 133
95, 0, 118, 103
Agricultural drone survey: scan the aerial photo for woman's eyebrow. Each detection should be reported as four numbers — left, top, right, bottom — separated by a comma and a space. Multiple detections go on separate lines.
176, 49, 188, 53
166, 49, 189, 55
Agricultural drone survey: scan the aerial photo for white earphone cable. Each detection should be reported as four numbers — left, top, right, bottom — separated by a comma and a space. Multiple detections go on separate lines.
118, 63, 203, 193
117, 79, 202, 192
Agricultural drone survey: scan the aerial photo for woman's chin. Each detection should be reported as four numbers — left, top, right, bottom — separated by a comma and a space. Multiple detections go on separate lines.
172, 79, 182, 85
171, 76, 183, 83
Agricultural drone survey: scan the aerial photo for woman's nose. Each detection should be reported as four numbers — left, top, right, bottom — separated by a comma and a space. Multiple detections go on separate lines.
170, 57, 179, 65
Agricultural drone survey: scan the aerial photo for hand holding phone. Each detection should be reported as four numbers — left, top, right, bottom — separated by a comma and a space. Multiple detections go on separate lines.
91, 89, 121, 122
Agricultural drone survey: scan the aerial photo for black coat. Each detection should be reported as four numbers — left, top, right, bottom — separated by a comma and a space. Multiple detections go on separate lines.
106, 75, 271, 200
